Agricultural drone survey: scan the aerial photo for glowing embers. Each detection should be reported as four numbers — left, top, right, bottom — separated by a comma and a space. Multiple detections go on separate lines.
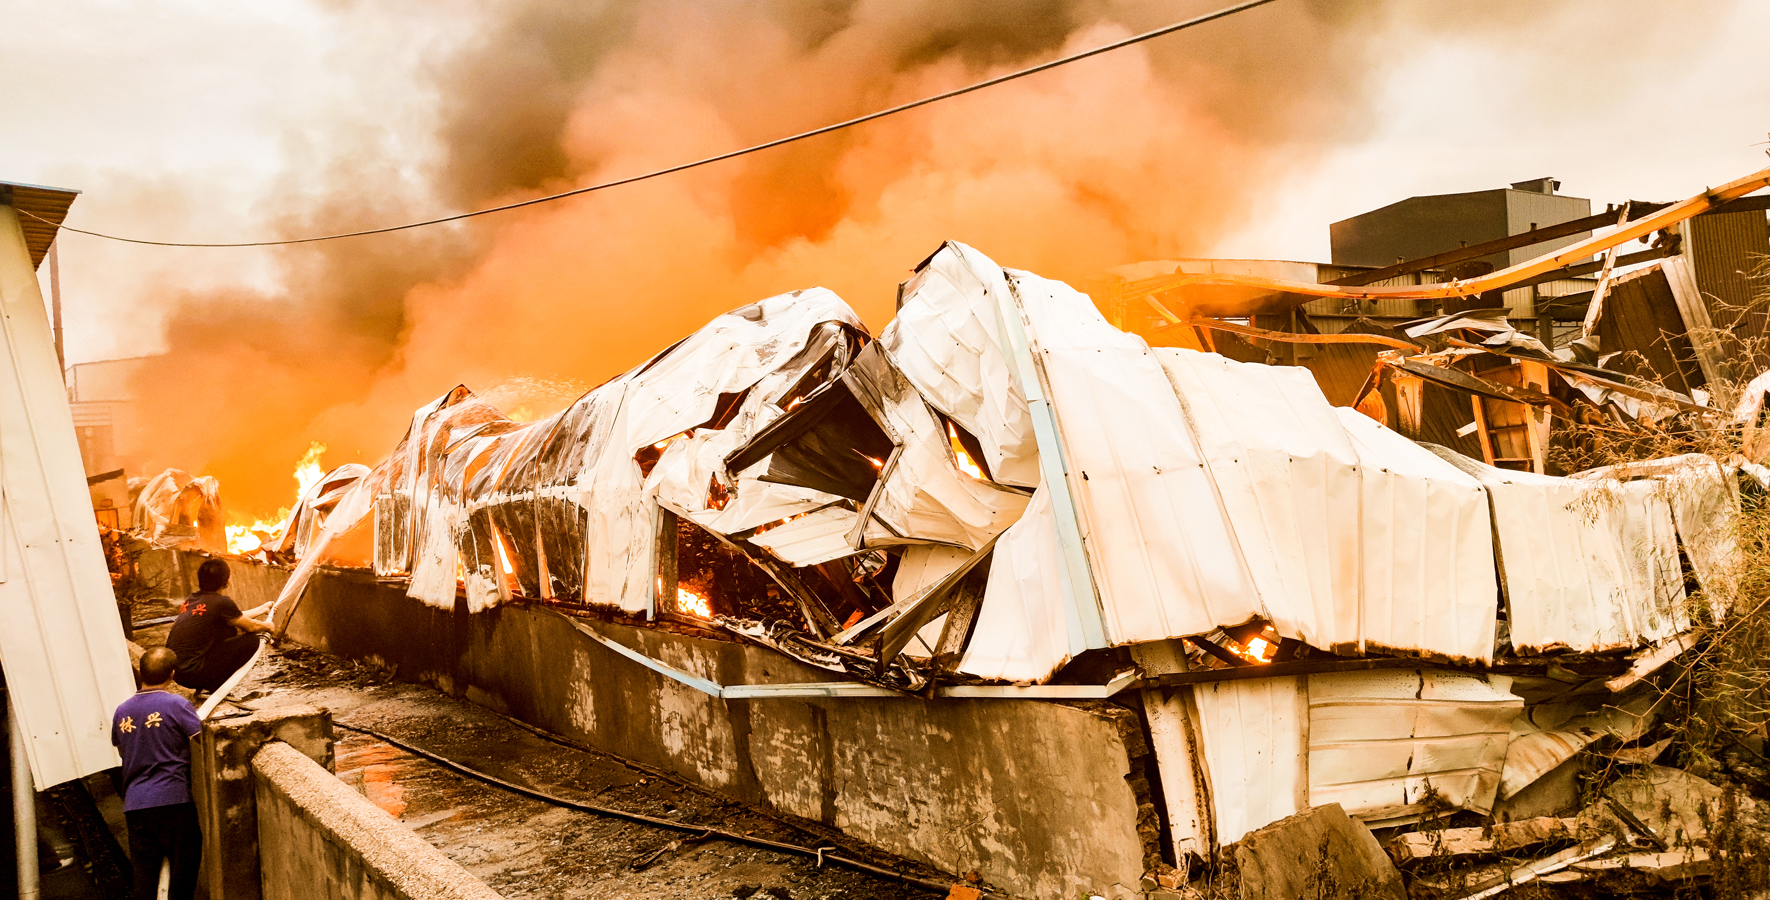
750, 510, 814, 536
1187, 619, 1286, 668
1240, 635, 1277, 664
707, 475, 732, 511
226, 440, 328, 555
634, 429, 694, 479
676, 586, 713, 619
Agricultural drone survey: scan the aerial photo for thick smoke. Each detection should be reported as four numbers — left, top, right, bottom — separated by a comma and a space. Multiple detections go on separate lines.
123, 0, 1735, 516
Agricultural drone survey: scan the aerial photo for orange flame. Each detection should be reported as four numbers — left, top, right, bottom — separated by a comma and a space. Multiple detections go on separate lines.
226, 441, 327, 555
677, 586, 712, 619
1237, 636, 1277, 664
946, 422, 985, 480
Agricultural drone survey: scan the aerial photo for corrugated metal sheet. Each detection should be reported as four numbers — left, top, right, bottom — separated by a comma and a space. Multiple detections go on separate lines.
1430, 450, 1689, 653
1685, 210, 1770, 371
1190, 669, 1522, 843
1191, 675, 1308, 844
879, 247, 1040, 489
942, 242, 1501, 680
0, 181, 79, 270
1334, 410, 1496, 659
0, 205, 135, 788
1308, 670, 1520, 822
1596, 263, 1705, 395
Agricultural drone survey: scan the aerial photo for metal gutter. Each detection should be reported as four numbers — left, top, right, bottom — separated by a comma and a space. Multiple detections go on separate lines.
989, 272, 1110, 655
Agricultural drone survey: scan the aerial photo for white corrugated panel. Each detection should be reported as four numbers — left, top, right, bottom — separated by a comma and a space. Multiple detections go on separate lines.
745, 506, 859, 567
1433, 450, 1687, 653
1308, 670, 1520, 822
1334, 411, 1497, 661
1577, 454, 1737, 620
1009, 273, 1265, 645
852, 346, 1030, 551
880, 244, 1039, 488
0, 206, 135, 788
956, 485, 1070, 682
938, 246, 1501, 674
1153, 349, 1362, 650
1191, 676, 1308, 844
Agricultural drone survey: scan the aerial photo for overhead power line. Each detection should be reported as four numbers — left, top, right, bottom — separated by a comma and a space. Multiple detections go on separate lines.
27, 0, 1280, 248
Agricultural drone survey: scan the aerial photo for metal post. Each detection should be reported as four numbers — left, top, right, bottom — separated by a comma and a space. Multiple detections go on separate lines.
10, 696, 40, 900
48, 241, 63, 380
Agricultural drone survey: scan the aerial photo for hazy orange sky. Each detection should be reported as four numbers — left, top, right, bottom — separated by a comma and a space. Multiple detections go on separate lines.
4, 0, 1766, 514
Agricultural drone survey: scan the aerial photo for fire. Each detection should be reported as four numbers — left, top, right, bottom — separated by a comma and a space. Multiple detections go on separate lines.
946, 421, 985, 480
492, 530, 516, 576
1235, 635, 1278, 664
857, 451, 883, 469
677, 586, 713, 619
225, 441, 328, 555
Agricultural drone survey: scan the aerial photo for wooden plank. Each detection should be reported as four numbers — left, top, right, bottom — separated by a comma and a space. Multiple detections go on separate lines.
1522, 361, 1551, 474
1388, 817, 1579, 861
1470, 394, 1498, 466
1661, 254, 1727, 385
1181, 315, 1421, 351
1580, 204, 1634, 338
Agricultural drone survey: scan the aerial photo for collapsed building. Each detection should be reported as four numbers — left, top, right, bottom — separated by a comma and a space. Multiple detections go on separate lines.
191, 166, 1770, 898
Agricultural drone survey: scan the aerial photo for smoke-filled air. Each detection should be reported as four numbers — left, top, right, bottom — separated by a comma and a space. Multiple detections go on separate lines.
102, 0, 1733, 518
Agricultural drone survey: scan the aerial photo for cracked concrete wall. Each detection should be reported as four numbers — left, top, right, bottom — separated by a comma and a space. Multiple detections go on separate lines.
281, 565, 1154, 899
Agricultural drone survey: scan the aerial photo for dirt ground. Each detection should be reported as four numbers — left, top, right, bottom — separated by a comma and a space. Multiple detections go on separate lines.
134, 620, 949, 900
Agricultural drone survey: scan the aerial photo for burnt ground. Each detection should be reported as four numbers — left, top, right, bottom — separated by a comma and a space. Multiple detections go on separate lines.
132, 621, 949, 900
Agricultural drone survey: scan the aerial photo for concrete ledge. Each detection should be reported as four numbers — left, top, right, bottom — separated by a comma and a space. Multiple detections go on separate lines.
193, 704, 334, 900
254, 741, 504, 900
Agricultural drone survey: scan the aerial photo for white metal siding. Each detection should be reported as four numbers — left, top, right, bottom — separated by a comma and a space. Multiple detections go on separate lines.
0, 205, 134, 788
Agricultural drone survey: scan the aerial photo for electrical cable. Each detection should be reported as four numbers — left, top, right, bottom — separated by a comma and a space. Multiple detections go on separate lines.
21, 0, 1279, 248
329, 721, 974, 896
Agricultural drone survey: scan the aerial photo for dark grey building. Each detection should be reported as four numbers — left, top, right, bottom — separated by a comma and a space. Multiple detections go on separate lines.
1330, 179, 1593, 312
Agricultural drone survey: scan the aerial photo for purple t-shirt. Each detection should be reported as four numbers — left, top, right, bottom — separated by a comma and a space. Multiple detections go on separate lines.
111, 691, 202, 811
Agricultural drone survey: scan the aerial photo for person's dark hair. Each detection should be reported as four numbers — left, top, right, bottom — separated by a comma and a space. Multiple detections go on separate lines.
140, 647, 178, 686
197, 558, 230, 592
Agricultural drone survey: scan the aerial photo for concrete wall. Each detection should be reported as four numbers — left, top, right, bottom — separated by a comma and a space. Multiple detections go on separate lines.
135, 546, 291, 609
191, 704, 335, 900
281, 566, 1159, 899
254, 741, 503, 900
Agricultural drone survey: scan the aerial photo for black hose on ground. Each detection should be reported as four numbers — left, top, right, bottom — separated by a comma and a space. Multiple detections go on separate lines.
330, 722, 970, 897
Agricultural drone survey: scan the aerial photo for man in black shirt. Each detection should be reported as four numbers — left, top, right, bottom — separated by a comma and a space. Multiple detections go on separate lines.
166, 559, 274, 693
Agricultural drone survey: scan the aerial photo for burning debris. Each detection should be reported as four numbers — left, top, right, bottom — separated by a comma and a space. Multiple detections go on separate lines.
159, 167, 1770, 895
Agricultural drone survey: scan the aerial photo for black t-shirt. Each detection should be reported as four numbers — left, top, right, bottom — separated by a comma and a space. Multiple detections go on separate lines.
165, 591, 243, 673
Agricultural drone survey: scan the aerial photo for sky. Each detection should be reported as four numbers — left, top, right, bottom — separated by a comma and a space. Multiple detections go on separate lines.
3, 0, 1766, 514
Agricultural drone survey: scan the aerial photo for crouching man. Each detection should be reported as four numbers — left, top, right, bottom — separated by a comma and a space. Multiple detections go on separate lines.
167, 559, 274, 693
113, 647, 203, 900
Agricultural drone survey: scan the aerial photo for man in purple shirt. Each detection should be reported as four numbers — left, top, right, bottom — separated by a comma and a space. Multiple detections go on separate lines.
112, 647, 203, 900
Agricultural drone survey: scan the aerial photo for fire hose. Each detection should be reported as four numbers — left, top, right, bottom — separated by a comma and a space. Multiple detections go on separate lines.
330, 721, 979, 897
